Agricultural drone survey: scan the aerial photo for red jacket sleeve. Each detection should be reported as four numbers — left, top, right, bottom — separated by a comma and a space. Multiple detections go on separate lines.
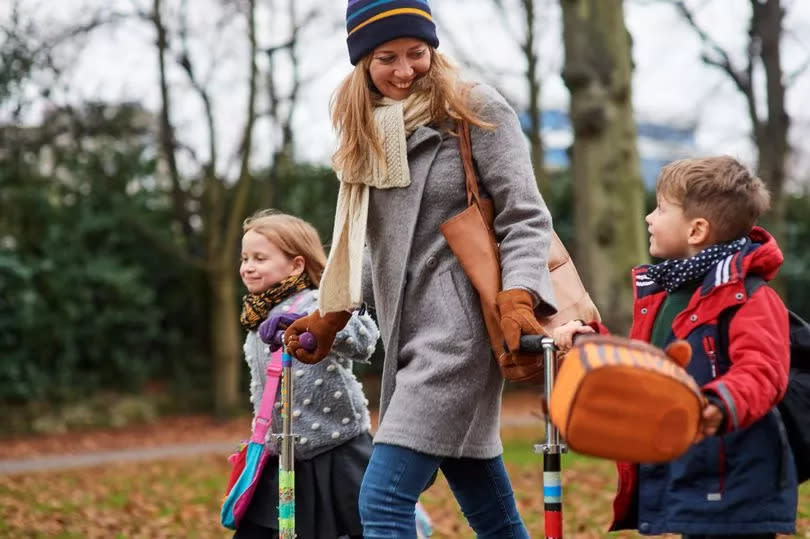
587, 321, 612, 335
702, 286, 790, 431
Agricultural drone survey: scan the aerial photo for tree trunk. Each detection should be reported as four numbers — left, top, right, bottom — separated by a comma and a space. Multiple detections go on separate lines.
209, 0, 258, 416
210, 263, 242, 416
521, 0, 546, 193
752, 0, 788, 234
560, 0, 647, 333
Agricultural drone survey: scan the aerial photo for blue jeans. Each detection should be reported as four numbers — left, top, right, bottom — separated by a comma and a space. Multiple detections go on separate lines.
359, 443, 529, 538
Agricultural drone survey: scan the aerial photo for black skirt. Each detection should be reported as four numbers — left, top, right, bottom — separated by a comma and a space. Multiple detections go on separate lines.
234, 432, 372, 539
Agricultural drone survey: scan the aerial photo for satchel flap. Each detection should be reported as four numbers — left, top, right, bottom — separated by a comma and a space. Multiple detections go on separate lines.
548, 232, 570, 271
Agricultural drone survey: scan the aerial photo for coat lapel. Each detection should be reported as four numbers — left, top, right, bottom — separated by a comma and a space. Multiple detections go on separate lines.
368, 125, 441, 409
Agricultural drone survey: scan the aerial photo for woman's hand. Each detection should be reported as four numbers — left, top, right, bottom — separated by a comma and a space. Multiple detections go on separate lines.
495, 289, 546, 352
283, 310, 351, 364
550, 320, 595, 354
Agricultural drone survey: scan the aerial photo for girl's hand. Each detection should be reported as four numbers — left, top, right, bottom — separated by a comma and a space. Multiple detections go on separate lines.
551, 320, 595, 353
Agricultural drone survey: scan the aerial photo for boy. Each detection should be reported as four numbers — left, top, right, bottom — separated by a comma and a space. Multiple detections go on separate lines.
554, 156, 797, 538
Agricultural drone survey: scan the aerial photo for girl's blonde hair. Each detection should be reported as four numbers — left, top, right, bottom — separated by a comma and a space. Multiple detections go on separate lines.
330, 48, 493, 182
242, 210, 327, 286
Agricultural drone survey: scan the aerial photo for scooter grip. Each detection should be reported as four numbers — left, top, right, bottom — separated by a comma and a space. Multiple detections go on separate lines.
299, 331, 316, 352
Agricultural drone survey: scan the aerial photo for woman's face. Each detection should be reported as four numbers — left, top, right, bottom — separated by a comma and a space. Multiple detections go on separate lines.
368, 37, 431, 100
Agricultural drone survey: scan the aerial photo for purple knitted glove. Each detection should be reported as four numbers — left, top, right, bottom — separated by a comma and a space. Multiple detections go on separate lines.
258, 312, 305, 350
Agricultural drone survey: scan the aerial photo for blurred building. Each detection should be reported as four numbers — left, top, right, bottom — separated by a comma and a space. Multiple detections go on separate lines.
521, 109, 697, 188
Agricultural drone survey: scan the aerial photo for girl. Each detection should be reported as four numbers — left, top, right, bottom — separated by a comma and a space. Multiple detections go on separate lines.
236, 209, 379, 539
283, 2, 557, 537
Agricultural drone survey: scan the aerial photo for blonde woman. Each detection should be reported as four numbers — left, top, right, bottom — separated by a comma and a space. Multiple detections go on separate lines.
283, 2, 557, 537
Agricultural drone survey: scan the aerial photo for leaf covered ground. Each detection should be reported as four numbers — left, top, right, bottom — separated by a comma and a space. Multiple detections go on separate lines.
1, 392, 808, 538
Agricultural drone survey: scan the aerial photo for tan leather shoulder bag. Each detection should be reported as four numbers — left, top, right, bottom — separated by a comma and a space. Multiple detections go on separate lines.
440, 121, 600, 383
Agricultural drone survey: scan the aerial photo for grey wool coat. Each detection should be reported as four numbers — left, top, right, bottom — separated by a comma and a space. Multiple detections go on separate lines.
363, 83, 556, 459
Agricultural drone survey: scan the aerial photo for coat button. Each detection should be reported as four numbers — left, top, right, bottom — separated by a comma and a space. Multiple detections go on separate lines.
640, 308, 648, 314
639, 522, 650, 532
735, 292, 744, 300
690, 314, 698, 322
426, 256, 437, 268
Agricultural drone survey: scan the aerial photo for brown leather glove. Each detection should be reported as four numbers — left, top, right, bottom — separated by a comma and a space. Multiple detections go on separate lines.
283, 309, 351, 364
496, 288, 547, 373
496, 289, 546, 350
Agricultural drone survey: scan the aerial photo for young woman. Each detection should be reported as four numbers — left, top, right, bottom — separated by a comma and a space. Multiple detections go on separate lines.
283, 2, 557, 537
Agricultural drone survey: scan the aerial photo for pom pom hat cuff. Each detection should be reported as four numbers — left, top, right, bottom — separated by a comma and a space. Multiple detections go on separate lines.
346, 0, 439, 66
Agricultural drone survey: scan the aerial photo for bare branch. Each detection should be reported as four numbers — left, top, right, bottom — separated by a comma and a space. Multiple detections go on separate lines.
177, 0, 217, 170
672, 0, 751, 95
787, 55, 810, 85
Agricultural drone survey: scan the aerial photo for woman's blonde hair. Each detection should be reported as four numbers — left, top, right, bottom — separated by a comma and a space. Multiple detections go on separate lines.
330, 48, 493, 182
242, 210, 327, 286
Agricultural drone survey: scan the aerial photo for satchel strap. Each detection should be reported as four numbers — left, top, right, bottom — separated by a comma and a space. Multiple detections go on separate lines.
458, 121, 483, 208
251, 293, 307, 444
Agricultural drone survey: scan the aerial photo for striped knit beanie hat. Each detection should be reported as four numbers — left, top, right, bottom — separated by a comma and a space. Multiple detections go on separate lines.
345, 0, 439, 66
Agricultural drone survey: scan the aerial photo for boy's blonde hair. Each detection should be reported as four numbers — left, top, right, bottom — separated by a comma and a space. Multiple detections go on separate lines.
657, 156, 771, 242
242, 210, 327, 286
330, 49, 492, 183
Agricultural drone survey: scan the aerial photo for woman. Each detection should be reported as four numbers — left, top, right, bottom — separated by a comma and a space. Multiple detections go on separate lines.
284, 2, 556, 537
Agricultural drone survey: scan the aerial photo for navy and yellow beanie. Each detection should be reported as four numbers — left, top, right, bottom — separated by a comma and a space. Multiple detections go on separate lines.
346, 0, 439, 66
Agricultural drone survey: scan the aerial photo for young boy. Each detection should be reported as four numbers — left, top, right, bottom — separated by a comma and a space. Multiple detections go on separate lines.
554, 156, 798, 538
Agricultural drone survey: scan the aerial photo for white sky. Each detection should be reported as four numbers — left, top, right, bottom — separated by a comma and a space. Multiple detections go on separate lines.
3, 0, 810, 183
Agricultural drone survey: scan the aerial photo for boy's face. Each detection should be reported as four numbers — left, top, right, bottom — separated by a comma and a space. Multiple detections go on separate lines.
645, 195, 694, 259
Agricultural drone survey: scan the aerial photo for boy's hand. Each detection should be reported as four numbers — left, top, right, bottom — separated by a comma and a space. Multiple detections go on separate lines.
694, 403, 724, 444
551, 320, 595, 353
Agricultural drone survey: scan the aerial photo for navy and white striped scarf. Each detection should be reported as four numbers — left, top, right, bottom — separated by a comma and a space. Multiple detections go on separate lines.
645, 237, 747, 293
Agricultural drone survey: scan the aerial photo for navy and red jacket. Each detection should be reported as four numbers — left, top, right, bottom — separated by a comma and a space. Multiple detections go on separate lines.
598, 227, 797, 535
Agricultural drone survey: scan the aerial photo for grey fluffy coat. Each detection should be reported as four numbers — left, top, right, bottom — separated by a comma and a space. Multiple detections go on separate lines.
243, 288, 379, 460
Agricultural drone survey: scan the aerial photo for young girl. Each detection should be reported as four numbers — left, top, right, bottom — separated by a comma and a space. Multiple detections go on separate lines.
283, 1, 556, 537
236, 209, 379, 539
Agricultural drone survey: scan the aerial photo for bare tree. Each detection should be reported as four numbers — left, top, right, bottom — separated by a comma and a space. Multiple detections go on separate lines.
561, 0, 647, 332
143, 0, 324, 415
489, 0, 548, 191
262, 0, 321, 206
671, 0, 792, 229
147, 0, 258, 415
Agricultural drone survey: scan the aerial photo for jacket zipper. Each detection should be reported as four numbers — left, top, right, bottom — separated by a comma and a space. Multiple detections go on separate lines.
717, 437, 726, 496
703, 336, 718, 379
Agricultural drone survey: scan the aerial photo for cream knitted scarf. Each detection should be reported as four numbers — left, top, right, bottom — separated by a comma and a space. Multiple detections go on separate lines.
319, 92, 433, 314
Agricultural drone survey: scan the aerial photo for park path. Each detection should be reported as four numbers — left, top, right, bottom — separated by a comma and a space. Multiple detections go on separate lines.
0, 390, 544, 475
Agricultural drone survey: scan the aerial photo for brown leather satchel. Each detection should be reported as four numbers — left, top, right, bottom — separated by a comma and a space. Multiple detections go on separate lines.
549, 335, 704, 462
440, 121, 600, 383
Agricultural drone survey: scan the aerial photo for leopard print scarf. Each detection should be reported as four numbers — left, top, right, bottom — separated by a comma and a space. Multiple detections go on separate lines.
239, 273, 312, 331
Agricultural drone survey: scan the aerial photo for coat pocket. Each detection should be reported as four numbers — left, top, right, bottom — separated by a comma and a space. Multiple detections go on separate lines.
437, 268, 476, 343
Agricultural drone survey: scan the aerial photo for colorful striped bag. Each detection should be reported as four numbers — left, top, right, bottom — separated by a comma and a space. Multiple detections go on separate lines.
549, 335, 704, 462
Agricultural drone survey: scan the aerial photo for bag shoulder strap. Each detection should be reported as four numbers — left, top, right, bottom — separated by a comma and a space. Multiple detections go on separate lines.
251, 292, 308, 443
458, 121, 483, 207
715, 275, 792, 486
717, 275, 767, 355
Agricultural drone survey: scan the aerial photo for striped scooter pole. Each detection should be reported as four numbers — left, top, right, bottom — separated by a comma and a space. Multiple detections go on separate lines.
278, 345, 296, 538
521, 335, 566, 539
539, 336, 565, 539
